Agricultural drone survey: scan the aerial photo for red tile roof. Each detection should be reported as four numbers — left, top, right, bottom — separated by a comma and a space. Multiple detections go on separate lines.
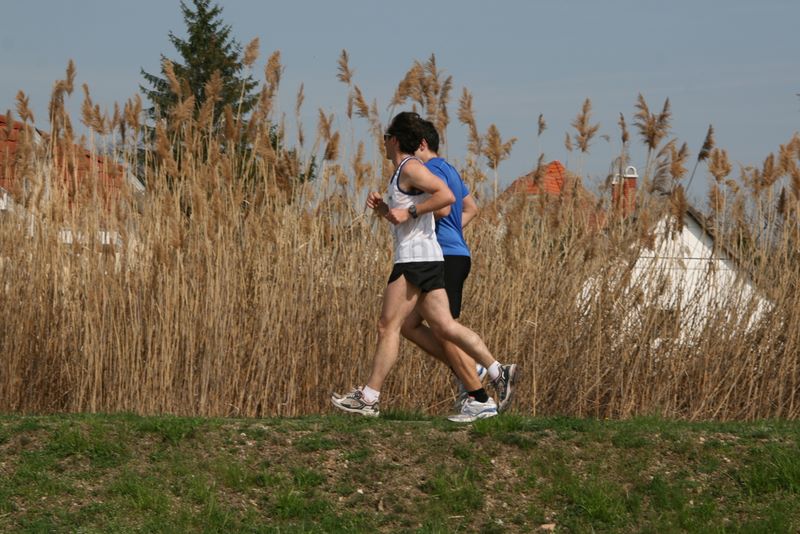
505, 160, 566, 195
0, 114, 26, 191
498, 160, 608, 231
0, 114, 128, 207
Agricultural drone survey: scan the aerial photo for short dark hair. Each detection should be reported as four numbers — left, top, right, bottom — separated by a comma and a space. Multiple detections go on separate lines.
419, 119, 440, 153
386, 111, 425, 154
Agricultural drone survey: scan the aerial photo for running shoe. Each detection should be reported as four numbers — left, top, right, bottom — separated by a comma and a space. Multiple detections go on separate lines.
454, 364, 488, 410
331, 388, 379, 417
491, 363, 518, 412
447, 396, 498, 423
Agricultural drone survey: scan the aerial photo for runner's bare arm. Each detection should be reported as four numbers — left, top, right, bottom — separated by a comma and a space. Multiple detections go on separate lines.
462, 194, 478, 227
433, 203, 452, 220
386, 160, 454, 225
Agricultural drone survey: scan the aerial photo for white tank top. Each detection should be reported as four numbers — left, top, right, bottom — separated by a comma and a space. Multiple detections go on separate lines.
387, 156, 444, 263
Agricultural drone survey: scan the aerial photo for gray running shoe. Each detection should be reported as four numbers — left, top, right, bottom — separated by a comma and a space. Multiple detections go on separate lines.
491, 363, 518, 412
447, 396, 498, 423
454, 365, 488, 411
331, 388, 379, 417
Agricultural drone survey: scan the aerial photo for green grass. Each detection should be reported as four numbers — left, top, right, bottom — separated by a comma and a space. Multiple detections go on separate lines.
0, 413, 799, 532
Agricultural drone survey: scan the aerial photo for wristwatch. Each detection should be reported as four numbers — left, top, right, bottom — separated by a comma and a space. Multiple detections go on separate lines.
408, 205, 418, 219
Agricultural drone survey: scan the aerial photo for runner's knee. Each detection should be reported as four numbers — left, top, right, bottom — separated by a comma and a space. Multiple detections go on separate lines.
429, 317, 458, 341
377, 316, 401, 339
400, 315, 421, 338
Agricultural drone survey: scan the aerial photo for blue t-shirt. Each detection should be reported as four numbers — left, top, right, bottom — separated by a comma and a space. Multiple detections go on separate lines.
426, 157, 471, 257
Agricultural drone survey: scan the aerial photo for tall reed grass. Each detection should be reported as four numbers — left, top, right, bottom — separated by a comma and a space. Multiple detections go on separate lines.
1, 54, 798, 420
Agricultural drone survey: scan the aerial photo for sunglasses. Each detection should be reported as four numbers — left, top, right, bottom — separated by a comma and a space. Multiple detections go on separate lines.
383, 133, 394, 141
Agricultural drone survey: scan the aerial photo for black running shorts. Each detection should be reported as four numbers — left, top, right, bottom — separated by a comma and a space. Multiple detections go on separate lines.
388, 261, 445, 293
443, 255, 471, 319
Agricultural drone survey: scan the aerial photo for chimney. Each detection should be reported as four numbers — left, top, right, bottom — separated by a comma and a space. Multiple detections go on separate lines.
612, 166, 638, 217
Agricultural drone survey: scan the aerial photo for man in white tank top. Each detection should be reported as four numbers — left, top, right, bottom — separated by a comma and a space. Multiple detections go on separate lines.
332, 112, 516, 422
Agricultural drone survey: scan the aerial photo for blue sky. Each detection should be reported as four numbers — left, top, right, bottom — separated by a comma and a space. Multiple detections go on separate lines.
1, 0, 797, 202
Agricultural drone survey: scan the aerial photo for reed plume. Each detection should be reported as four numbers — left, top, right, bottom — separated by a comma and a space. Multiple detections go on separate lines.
618, 112, 629, 146
709, 182, 725, 215
295, 83, 305, 147
790, 139, 800, 198
162, 59, 182, 97
243, 37, 260, 68
170, 95, 195, 129
668, 184, 688, 235
436, 74, 453, 147
634, 94, 671, 177
4, 109, 13, 139
15, 91, 34, 123
198, 70, 223, 128
761, 153, 780, 188
649, 140, 674, 195
423, 55, 441, 119
708, 148, 732, 183
351, 86, 370, 119
483, 123, 516, 198
390, 62, 423, 108
65, 59, 76, 95
351, 140, 371, 191
483, 124, 516, 170
670, 142, 689, 182
80, 83, 108, 135
571, 98, 600, 154
458, 88, 482, 157
324, 131, 340, 162
777, 187, 788, 218
317, 109, 333, 142
698, 124, 715, 162
687, 124, 715, 192
336, 49, 353, 85
264, 51, 283, 99
388, 55, 453, 147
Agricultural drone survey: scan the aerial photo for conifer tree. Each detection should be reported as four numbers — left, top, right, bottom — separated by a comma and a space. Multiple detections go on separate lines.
140, 0, 257, 121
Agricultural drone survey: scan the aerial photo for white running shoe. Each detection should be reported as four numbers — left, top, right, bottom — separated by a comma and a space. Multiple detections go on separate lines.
447, 396, 498, 423
331, 388, 379, 417
491, 363, 518, 413
454, 364, 488, 410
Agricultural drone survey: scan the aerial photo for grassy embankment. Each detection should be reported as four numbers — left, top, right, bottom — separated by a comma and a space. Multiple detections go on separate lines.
1, 413, 799, 532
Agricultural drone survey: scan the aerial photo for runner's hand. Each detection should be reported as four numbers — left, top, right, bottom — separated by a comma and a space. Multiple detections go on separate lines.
367, 192, 390, 217
385, 207, 410, 225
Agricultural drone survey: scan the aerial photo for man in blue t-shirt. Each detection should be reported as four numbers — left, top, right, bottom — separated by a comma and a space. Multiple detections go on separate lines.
400, 119, 517, 418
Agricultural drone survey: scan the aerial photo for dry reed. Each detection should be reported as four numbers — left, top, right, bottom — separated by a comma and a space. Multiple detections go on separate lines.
1, 58, 798, 423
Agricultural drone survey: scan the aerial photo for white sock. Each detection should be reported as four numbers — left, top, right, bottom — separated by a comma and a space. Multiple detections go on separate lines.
487, 362, 502, 381
361, 385, 380, 404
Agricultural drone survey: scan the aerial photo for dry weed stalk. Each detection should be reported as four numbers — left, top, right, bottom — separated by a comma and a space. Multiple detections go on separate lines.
336, 49, 353, 85
16, 91, 34, 123
458, 88, 482, 158
295, 83, 305, 147
708, 148, 732, 183
686, 124, 715, 192
483, 124, 516, 199
618, 112, 629, 146
243, 37, 260, 68
634, 94, 671, 178
571, 98, 600, 154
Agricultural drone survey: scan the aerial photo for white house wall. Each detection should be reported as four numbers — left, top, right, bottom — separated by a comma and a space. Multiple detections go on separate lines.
629, 215, 770, 339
